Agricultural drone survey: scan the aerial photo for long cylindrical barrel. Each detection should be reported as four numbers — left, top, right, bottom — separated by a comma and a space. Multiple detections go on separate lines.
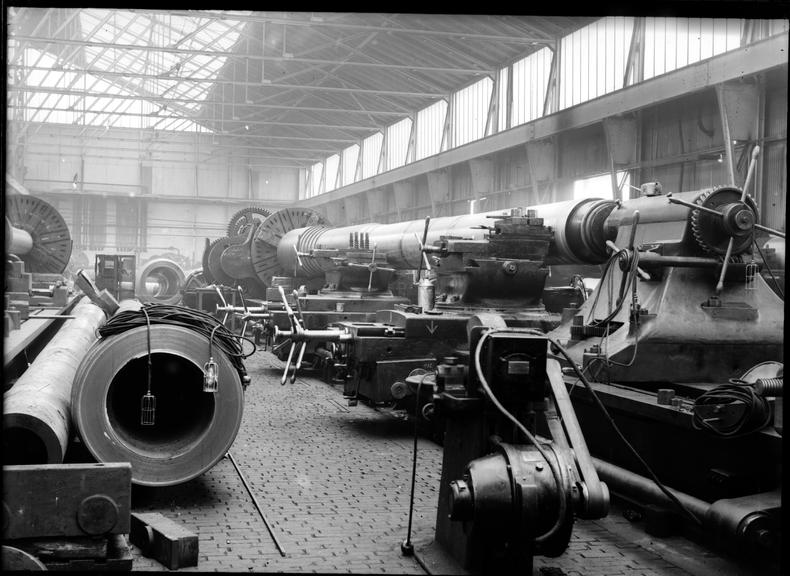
3, 298, 107, 464
71, 324, 244, 486
5, 217, 33, 256
278, 210, 509, 275
277, 198, 618, 276
136, 258, 186, 305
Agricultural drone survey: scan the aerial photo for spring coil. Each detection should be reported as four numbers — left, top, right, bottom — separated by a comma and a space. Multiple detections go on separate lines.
755, 378, 783, 397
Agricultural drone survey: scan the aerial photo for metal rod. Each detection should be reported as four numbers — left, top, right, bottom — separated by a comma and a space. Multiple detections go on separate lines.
401, 377, 425, 556
754, 224, 785, 239
592, 457, 711, 521
226, 451, 287, 557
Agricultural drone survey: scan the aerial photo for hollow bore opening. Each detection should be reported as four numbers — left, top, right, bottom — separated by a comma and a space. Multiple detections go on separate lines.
141, 268, 180, 300
3, 426, 49, 464
106, 353, 215, 456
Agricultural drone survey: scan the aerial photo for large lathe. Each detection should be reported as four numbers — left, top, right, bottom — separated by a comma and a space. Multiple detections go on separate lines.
267, 204, 593, 394
522, 154, 783, 564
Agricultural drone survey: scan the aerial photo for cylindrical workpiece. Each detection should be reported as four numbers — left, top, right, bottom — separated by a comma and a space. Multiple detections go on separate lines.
274, 198, 618, 278
71, 324, 244, 486
3, 298, 107, 464
5, 217, 34, 256
136, 258, 186, 305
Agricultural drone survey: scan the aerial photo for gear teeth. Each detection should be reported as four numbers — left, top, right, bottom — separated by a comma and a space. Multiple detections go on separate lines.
690, 188, 715, 254
227, 206, 271, 238
689, 185, 754, 256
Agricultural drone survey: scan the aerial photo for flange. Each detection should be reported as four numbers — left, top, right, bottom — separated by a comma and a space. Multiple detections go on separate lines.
5, 195, 72, 273
251, 208, 327, 286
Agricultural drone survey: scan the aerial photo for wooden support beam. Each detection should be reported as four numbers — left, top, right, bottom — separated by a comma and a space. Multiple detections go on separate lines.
130, 512, 198, 570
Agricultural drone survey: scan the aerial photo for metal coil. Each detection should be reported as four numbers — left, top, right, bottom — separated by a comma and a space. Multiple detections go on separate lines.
71, 324, 244, 486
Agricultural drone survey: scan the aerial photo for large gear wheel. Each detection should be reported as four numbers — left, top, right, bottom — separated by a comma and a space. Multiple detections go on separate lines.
227, 206, 271, 239
250, 208, 328, 286
690, 186, 758, 257
6, 195, 72, 273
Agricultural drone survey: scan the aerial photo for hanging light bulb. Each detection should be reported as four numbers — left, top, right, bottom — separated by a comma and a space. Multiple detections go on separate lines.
204, 357, 219, 392
141, 389, 156, 425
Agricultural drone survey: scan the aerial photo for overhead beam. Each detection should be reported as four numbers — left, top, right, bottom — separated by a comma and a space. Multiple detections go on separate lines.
31, 188, 296, 207
11, 35, 495, 74
8, 74, 445, 98
126, 10, 555, 43
297, 32, 788, 207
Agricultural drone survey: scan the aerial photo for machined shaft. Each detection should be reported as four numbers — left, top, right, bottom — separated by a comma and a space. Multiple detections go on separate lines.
3, 297, 108, 464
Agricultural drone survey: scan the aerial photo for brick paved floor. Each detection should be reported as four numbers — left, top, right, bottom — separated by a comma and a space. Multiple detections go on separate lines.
127, 351, 767, 575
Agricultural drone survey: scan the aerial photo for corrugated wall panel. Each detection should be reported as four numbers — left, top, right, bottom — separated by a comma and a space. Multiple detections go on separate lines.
362, 133, 383, 179
765, 71, 787, 140
559, 17, 633, 110
385, 118, 412, 171
416, 100, 447, 160
511, 47, 553, 126
342, 145, 359, 186
762, 142, 786, 231
451, 77, 492, 147
643, 18, 742, 81
325, 154, 340, 192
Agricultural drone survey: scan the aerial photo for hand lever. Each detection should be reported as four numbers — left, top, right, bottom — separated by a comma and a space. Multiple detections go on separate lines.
605, 210, 651, 281
214, 285, 230, 324
277, 285, 301, 385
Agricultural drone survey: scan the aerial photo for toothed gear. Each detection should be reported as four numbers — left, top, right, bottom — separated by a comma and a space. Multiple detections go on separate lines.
227, 206, 271, 239
690, 186, 758, 257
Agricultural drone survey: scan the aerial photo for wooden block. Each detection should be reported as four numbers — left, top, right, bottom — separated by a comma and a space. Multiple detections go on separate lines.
130, 512, 198, 570
3, 463, 132, 540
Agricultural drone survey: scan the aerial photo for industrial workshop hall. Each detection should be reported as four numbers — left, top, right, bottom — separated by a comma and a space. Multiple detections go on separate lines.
3, 7, 786, 575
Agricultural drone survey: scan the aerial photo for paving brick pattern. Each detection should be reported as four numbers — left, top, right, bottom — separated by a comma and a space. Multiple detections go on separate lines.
128, 351, 752, 574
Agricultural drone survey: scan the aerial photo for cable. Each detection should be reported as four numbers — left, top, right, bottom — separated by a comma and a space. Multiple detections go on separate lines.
473, 329, 568, 545
692, 383, 773, 438
98, 303, 255, 381
542, 331, 704, 526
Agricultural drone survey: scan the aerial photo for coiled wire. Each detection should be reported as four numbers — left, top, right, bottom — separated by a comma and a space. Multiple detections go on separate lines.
98, 303, 255, 380
692, 382, 773, 438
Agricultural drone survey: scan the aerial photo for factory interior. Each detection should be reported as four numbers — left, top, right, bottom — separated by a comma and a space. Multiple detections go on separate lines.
3, 9, 786, 575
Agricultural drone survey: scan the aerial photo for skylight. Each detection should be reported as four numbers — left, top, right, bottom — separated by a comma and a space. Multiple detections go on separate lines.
9, 9, 250, 131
